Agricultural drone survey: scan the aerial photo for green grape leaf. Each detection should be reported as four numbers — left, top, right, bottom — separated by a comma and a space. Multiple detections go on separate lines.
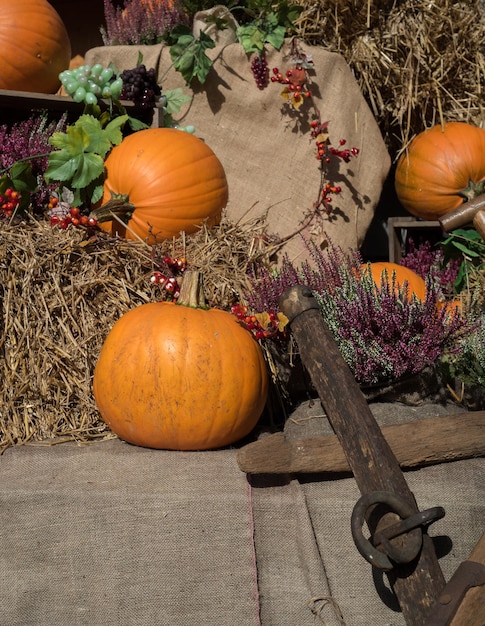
45, 150, 105, 189
103, 114, 130, 147
49, 123, 90, 155
126, 116, 149, 132
164, 88, 191, 115
90, 183, 105, 206
168, 27, 215, 85
264, 24, 286, 51
237, 24, 265, 53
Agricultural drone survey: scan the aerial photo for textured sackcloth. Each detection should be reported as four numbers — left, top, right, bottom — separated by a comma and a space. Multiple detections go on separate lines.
1, 401, 483, 625
85, 41, 391, 264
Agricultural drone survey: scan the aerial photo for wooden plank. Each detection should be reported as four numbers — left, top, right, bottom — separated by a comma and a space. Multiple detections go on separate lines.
278, 285, 445, 625
0, 88, 84, 113
237, 412, 485, 474
0, 89, 163, 125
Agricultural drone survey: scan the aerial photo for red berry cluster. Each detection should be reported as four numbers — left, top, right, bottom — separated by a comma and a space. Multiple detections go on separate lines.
48, 198, 98, 230
151, 256, 187, 299
231, 304, 286, 341
271, 65, 312, 104
0, 187, 21, 217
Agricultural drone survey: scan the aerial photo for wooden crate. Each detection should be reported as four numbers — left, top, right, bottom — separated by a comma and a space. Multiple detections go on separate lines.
0, 89, 164, 127
388, 216, 443, 263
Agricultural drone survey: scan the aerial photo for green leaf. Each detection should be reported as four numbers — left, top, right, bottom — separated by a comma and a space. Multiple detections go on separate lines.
45, 152, 83, 183
164, 88, 191, 115
49, 124, 90, 155
127, 116, 149, 132
452, 241, 482, 258
70, 153, 105, 189
90, 183, 105, 206
264, 24, 286, 50
169, 28, 215, 84
237, 23, 265, 53
103, 114, 130, 148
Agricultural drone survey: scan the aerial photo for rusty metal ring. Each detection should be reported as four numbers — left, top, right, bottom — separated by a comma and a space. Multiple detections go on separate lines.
351, 490, 421, 571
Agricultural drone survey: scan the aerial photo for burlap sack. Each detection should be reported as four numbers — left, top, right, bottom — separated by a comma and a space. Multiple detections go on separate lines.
85, 39, 390, 263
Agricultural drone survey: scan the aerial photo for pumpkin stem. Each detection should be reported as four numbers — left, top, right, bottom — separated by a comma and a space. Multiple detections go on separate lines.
177, 270, 209, 309
459, 179, 485, 202
89, 193, 135, 224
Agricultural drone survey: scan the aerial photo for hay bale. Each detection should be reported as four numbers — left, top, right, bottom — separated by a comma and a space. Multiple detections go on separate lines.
0, 214, 269, 450
294, 0, 485, 155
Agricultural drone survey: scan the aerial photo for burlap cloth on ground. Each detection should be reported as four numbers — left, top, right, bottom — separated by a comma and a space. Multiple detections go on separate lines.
85, 41, 390, 263
1, 401, 483, 625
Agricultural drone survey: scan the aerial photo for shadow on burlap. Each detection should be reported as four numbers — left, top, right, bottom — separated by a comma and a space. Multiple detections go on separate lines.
85, 40, 391, 264
1, 401, 483, 625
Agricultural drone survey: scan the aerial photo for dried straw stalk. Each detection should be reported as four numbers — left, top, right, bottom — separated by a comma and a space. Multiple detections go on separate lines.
294, 0, 485, 155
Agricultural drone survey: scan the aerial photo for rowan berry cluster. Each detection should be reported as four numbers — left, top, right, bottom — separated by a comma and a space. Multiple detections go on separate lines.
231, 304, 287, 341
48, 197, 98, 230
151, 256, 187, 299
271, 65, 312, 108
310, 120, 359, 163
0, 187, 21, 218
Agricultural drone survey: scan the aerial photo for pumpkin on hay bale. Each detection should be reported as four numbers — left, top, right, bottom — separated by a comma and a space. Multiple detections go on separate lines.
0, 214, 270, 452
92, 128, 229, 244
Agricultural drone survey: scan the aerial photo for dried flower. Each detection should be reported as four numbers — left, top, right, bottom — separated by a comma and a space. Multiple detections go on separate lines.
101, 0, 189, 46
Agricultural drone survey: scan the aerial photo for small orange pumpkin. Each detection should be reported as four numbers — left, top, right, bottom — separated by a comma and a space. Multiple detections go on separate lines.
93, 271, 268, 450
0, 0, 71, 94
395, 122, 485, 221
94, 128, 228, 244
361, 262, 427, 302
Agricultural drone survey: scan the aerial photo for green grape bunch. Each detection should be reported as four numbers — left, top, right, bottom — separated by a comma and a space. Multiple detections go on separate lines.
59, 64, 123, 105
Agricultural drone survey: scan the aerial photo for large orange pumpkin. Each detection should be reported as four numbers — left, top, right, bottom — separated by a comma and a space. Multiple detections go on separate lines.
94, 128, 228, 244
93, 271, 268, 450
0, 0, 71, 94
361, 262, 427, 302
395, 122, 485, 221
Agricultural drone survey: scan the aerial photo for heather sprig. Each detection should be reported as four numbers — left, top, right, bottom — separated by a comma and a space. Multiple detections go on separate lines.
401, 238, 460, 296
0, 113, 68, 210
101, 0, 189, 46
244, 240, 473, 385
442, 312, 485, 390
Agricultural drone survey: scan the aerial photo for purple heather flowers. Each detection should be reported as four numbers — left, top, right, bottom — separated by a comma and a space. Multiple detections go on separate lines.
101, 0, 189, 46
0, 113, 67, 209
244, 241, 472, 385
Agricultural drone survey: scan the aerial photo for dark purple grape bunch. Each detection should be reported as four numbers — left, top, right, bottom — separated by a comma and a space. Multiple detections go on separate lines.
251, 53, 269, 90
119, 64, 162, 109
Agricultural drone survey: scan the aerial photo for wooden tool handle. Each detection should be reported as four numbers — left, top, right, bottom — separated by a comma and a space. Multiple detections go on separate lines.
237, 412, 485, 474
278, 285, 445, 625
473, 209, 485, 241
439, 193, 485, 232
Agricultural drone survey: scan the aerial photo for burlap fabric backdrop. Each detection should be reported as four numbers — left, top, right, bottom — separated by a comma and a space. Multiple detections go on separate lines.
85, 40, 391, 262
1, 401, 483, 625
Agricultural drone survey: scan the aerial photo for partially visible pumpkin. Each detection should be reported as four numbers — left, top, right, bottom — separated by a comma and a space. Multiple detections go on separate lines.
93, 128, 228, 244
0, 0, 71, 94
93, 270, 268, 450
361, 262, 427, 302
436, 297, 463, 321
395, 122, 485, 221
